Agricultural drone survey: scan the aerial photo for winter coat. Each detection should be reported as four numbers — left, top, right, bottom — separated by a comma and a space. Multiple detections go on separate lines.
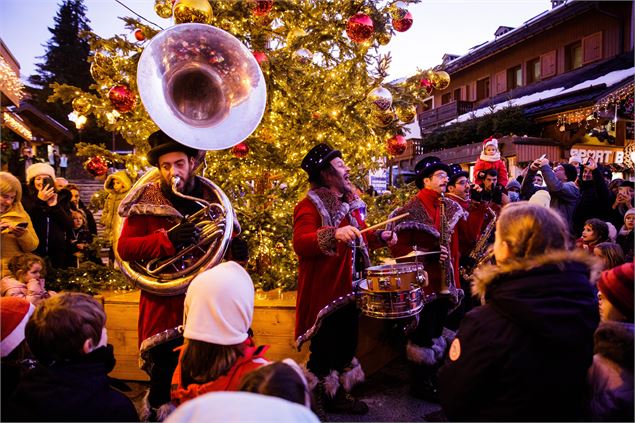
100, 171, 132, 241
171, 342, 269, 406
1, 203, 38, 277
22, 189, 73, 268
293, 188, 384, 339
616, 229, 633, 262
472, 158, 509, 187
588, 321, 634, 422
572, 167, 612, 235
438, 250, 600, 422
4, 345, 139, 422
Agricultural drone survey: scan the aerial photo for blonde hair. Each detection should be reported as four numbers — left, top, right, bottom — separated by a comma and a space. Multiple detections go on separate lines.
0, 172, 24, 213
8, 253, 46, 282
496, 202, 570, 261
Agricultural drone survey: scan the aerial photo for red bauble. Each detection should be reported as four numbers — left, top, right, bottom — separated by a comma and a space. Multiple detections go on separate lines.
108, 85, 137, 113
346, 13, 374, 43
253, 51, 268, 65
252, 0, 273, 16
231, 142, 249, 158
392, 11, 413, 32
85, 156, 108, 177
134, 29, 146, 41
386, 135, 407, 156
419, 78, 434, 97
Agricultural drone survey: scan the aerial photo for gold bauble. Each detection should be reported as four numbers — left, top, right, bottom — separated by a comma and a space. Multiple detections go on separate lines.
286, 28, 307, 44
431, 70, 451, 90
372, 109, 396, 127
376, 32, 391, 46
388, 1, 409, 20
173, 0, 213, 24
367, 86, 393, 112
396, 104, 416, 123
154, 0, 173, 18
72, 97, 92, 115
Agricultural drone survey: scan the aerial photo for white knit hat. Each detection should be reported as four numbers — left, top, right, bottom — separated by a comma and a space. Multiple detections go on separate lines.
482, 136, 498, 151
1, 297, 35, 357
568, 155, 582, 165
183, 261, 254, 345
528, 189, 551, 208
26, 163, 56, 183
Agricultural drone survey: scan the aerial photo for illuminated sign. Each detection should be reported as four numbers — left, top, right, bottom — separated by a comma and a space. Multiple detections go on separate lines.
569, 146, 625, 164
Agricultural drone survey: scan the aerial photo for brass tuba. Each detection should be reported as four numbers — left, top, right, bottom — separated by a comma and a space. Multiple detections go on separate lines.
113, 23, 266, 295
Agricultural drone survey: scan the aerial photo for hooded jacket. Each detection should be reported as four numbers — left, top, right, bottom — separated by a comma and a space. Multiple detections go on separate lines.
439, 250, 600, 421
100, 171, 132, 238
1, 201, 38, 277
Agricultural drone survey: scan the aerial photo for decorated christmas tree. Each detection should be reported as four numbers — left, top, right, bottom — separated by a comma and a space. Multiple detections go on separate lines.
51, 0, 452, 291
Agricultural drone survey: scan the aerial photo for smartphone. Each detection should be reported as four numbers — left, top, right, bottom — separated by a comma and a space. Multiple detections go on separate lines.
538, 154, 547, 160
16, 222, 28, 228
42, 177, 55, 189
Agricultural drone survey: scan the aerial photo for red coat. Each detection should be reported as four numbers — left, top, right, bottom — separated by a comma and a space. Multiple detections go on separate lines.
473, 158, 509, 187
293, 188, 383, 339
446, 193, 490, 257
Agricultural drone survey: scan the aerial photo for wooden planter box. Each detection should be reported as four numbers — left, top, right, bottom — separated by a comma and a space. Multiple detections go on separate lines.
99, 290, 401, 381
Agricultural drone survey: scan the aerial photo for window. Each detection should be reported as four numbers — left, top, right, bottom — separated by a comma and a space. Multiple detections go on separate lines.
476, 77, 490, 101
441, 92, 452, 105
507, 65, 522, 90
565, 41, 583, 71
453, 88, 462, 101
527, 58, 540, 83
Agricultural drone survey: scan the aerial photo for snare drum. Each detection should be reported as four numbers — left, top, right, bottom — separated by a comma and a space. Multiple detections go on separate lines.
356, 280, 423, 319
366, 263, 426, 292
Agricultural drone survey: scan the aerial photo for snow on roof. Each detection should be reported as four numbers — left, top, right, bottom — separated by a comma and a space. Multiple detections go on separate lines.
444, 66, 634, 126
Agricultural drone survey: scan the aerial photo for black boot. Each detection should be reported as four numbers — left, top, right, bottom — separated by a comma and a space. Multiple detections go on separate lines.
409, 364, 440, 403
324, 387, 369, 415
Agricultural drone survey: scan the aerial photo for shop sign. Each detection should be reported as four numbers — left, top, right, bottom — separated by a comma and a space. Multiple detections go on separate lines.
569, 146, 625, 164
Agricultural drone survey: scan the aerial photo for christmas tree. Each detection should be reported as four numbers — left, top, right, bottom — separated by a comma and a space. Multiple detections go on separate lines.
51, 0, 452, 291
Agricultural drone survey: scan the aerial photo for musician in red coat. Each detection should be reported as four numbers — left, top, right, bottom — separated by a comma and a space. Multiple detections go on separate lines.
387, 156, 467, 402
293, 143, 396, 416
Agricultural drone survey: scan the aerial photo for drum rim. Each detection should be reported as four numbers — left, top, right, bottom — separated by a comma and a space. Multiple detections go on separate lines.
366, 263, 424, 274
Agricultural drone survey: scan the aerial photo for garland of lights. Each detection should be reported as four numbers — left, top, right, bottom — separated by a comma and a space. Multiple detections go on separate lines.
0, 56, 24, 104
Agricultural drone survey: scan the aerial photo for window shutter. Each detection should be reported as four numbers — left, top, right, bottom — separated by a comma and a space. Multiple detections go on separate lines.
494, 70, 507, 95
540, 50, 556, 78
582, 31, 602, 64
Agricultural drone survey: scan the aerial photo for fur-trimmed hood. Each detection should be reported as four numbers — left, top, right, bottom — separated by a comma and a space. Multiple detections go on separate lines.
594, 321, 634, 370
471, 249, 601, 345
103, 171, 132, 194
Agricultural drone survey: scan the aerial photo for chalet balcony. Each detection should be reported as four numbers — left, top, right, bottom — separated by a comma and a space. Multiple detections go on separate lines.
418, 100, 474, 133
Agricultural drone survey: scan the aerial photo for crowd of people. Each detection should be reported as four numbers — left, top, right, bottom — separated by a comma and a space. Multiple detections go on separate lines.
0, 133, 633, 422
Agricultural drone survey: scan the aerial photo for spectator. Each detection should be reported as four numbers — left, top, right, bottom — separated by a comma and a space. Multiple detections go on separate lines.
505, 179, 521, 202
576, 218, 610, 253
22, 163, 73, 268
472, 136, 509, 187
438, 202, 599, 421
0, 172, 38, 277
10, 146, 43, 184
616, 208, 634, 262
53, 151, 61, 176
528, 188, 551, 208
1, 297, 36, 408
533, 172, 544, 187
1, 253, 55, 306
65, 184, 97, 236
470, 169, 509, 213
609, 181, 634, 231
572, 158, 611, 235
54, 177, 69, 191
100, 171, 132, 249
67, 210, 98, 267
239, 359, 312, 408
59, 153, 68, 178
588, 262, 634, 422
593, 242, 625, 270
4, 292, 139, 422
521, 156, 580, 234
170, 262, 270, 408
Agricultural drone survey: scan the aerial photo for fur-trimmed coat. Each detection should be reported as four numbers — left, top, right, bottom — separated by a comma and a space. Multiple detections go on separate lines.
439, 250, 600, 422
293, 188, 384, 339
588, 321, 634, 422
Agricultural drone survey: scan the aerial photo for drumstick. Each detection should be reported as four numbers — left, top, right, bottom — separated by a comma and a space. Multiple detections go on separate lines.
360, 213, 409, 234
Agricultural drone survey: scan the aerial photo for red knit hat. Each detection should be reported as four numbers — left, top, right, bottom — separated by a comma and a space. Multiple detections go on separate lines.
598, 262, 634, 321
482, 136, 498, 150
1, 297, 35, 357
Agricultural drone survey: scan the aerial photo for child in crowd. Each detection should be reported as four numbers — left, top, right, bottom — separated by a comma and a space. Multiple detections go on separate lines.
4, 292, 139, 422
170, 261, 270, 409
239, 359, 312, 408
472, 136, 509, 187
576, 218, 610, 252
588, 262, 634, 422
616, 208, 634, 262
593, 242, 626, 271
1, 297, 36, 408
68, 210, 96, 267
100, 171, 132, 253
0, 253, 54, 306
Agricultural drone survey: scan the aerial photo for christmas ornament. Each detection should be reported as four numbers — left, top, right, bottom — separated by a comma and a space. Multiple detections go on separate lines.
108, 85, 137, 113
346, 13, 374, 43
253, 51, 268, 65
292, 48, 313, 65
386, 134, 407, 156
388, 1, 409, 20
134, 28, 146, 42
90, 53, 114, 81
231, 142, 250, 158
396, 104, 416, 123
173, 0, 213, 24
373, 109, 396, 127
431, 70, 451, 90
72, 97, 92, 115
252, 0, 273, 16
392, 11, 413, 32
84, 156, 108, 177
367, 86, 393, 112
286, 28, 306, 44
376, 32, 391, 46
154, 0, 173, 18
418, 77, 434, 97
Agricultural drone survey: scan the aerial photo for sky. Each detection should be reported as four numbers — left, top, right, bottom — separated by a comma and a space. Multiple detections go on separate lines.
0, 0, 552, 82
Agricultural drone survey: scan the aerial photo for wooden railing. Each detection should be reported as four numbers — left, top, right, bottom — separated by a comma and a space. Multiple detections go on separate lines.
418, 100, 474, 133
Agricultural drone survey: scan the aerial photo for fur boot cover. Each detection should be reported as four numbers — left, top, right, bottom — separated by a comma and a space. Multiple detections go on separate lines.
323, 370, 340, 398
339, 357, 365, 392
140, 390, 176, 422
299, 363, 320, 391
406, 329, 454, 366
